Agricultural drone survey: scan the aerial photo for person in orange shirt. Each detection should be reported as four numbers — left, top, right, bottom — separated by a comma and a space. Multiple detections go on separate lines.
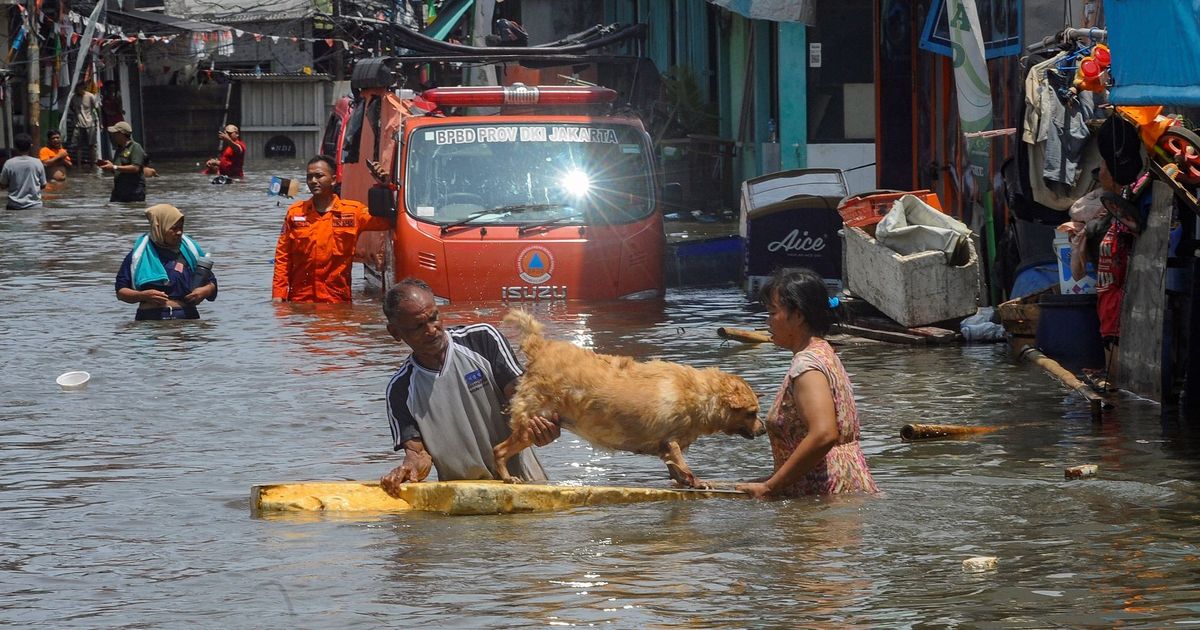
39, 130, 72, 182
272, 155, 394, 303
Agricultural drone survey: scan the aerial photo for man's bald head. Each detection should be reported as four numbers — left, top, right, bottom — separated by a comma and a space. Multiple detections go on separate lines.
383, 277, 435, 321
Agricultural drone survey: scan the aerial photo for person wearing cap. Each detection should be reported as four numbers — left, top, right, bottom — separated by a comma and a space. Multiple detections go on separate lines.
115, 204, 218, 320
272, 154, 393, 303
97, 121, 147, 203
205, 124, 246, 180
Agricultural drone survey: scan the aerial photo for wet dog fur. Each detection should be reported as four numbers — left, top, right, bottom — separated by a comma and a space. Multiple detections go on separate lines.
493, 310, 764, 488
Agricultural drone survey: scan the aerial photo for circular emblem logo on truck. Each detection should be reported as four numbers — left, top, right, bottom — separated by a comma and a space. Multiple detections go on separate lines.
517, 246, 555, 284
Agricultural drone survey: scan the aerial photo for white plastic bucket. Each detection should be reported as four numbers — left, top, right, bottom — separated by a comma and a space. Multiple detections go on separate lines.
1054, 233, 1096, 295
56, 371, 90, 391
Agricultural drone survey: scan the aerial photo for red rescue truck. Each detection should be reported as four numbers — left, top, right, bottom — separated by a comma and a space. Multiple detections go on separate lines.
330, 56, 665, 303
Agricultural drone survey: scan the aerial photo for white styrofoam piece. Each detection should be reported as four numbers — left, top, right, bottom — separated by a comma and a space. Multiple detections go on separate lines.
844, 226, 980, 327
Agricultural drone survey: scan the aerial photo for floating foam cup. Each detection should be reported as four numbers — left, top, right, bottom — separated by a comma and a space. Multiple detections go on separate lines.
56, 371, 90, 391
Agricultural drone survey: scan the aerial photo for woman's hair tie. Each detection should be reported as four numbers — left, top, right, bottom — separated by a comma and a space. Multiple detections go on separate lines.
828, 296, 840, 309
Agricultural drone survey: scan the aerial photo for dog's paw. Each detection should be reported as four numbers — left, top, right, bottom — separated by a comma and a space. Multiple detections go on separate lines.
502, 476, 525, 485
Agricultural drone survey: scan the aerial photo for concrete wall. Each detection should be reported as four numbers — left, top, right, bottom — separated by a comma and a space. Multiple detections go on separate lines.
166, 0, 315, 17
806, 143, 876, 195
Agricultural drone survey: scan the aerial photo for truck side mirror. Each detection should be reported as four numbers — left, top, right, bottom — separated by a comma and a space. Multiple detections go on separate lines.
368, 185, 396, 220
662, 182, 683, 210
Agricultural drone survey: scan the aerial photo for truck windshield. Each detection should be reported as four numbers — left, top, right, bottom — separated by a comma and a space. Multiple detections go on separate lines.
405, 123, 654, 226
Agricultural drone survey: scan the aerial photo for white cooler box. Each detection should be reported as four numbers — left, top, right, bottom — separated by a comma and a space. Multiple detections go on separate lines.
844, 225, 980, 327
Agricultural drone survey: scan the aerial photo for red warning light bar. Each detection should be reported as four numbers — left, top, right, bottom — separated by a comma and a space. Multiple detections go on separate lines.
421, 84, 618, 107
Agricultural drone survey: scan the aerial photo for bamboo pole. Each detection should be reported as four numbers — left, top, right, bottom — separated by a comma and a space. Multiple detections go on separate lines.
716, 327, 772, 344
26, 0, 39, 151
1018, 345, 1103, 418
900, 423, 999, 441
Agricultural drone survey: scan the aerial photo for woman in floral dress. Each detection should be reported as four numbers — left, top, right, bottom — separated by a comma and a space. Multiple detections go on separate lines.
737, 268, 877, 498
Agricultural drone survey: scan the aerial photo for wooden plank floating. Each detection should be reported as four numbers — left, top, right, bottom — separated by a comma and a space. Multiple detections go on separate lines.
1018, 345, 1105, 418
900, 423, 999, 441
716, 327, 772, 344
252, 480, 746, 516
834, 323, 930, 345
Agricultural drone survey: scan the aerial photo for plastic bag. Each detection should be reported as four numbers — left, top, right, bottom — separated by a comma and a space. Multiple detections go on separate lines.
960, 307, 1006, 342
875, 195, 973, 264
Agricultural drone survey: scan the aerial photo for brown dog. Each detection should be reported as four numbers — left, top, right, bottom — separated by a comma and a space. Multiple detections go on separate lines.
493, 310, 764, 488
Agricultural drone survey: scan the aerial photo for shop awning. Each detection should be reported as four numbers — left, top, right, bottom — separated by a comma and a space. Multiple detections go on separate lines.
107, 9, 230, 36
1105, 0, 1200, 105
705, 0, 814, 24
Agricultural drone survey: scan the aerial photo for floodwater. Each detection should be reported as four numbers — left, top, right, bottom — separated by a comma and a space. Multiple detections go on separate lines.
2, 162, 1199, 628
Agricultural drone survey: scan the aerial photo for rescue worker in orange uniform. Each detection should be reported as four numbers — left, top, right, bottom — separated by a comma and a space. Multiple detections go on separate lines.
272, 155, 393, 303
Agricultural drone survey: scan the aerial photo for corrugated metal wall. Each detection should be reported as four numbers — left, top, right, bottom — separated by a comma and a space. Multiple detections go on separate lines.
238, 79, 330, 161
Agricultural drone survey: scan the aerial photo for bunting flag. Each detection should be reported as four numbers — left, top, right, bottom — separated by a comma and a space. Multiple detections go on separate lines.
43, 7, 363, 61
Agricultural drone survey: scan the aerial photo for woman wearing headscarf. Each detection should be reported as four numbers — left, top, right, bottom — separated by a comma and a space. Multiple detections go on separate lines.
115, 204, 217, 320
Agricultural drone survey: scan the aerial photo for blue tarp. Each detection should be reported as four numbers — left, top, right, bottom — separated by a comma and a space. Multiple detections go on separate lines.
1105, 0, 1200, 105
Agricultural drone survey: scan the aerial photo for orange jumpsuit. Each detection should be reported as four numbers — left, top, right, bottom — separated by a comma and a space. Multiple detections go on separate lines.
272, 195, 392, 303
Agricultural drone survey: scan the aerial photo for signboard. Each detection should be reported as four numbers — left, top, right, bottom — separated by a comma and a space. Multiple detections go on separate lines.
264, 135, 296, 158
919, 0, 1022, 59
745, 207, 843, 289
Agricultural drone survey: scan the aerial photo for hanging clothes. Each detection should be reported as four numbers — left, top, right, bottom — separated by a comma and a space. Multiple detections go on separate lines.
1039, 71, 1098, 188
1018, 51, 1106, 212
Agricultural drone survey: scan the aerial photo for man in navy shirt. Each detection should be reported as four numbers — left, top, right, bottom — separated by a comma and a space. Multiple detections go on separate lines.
380, 278, 558, 494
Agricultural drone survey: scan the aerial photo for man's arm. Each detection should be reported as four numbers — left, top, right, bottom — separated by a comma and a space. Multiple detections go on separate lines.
380, 439, 432, 497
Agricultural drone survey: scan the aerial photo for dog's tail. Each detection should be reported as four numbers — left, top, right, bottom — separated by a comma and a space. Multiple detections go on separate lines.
502, 309, 545, 351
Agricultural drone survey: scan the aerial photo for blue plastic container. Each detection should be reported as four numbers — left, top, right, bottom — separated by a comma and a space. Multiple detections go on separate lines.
1035, 293, 1105, 370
